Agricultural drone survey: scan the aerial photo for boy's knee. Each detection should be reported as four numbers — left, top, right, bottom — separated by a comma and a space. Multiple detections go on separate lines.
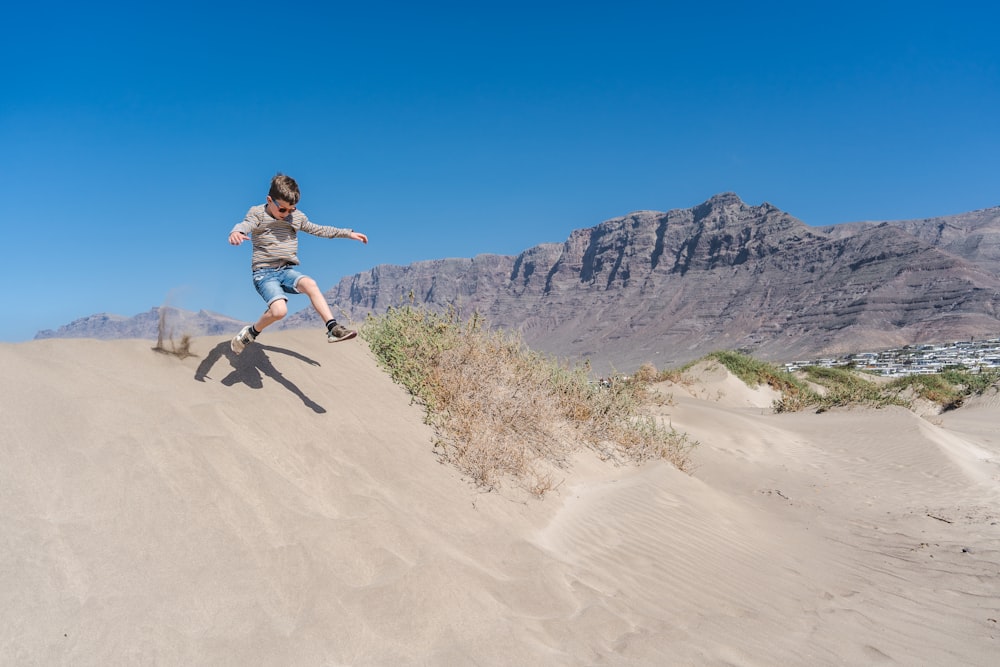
269, 299, 288, 319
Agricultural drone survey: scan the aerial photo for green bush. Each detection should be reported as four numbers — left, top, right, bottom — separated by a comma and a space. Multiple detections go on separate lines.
887, 369, 1000, 411
703, 351, 817, 412
799, 366, 907, 411
697, 350, 1000, 413
699, 350, 999, 413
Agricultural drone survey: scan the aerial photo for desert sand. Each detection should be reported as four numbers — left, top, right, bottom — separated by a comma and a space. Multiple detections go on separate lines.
1, 331, 997, 666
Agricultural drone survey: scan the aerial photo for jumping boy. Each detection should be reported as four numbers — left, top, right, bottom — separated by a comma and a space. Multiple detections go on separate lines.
228, 173, 368, 354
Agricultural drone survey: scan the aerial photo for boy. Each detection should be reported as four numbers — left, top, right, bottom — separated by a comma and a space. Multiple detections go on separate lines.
228, 173, 368, 354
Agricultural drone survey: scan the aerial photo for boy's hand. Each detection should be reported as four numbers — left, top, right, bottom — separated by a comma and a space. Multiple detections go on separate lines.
229, 231, 249, 246
350, 231, 368, 244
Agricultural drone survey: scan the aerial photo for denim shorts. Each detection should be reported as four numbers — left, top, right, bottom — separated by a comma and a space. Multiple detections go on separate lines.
252, 266, 306, 305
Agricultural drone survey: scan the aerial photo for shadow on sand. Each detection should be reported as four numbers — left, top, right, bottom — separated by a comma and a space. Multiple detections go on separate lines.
194, 341, 326, 414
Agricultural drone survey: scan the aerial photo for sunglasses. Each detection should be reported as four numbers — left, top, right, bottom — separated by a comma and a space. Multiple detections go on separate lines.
270, 197, 297, 214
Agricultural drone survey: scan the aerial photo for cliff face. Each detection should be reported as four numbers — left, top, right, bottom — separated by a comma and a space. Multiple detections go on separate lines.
819, 207, 1000, 270
40, 194, 1000, 373
288, 193, 1000, 371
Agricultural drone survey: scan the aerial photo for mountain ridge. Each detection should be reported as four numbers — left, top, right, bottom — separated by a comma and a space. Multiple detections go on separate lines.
285, 193, 1000, 370
37, 194, 1000, 373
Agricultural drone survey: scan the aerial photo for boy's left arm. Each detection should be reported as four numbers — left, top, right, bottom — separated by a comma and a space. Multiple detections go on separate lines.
298, 216, 368, 244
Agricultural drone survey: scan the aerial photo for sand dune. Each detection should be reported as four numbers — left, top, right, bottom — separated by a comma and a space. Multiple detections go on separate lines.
2, 332, 997, 665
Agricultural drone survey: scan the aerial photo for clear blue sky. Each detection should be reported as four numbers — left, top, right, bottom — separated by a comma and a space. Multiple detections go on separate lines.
3, 1, 997, 341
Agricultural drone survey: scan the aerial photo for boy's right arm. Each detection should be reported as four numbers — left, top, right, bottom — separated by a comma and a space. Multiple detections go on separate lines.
228, 230, 249, 245
229, 218, 253, 245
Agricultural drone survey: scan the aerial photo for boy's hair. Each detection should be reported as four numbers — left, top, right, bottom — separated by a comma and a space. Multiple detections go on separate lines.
269, 173, 300, 205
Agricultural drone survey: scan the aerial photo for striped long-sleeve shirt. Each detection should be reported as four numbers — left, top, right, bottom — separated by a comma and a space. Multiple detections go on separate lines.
231, 204, 355, 271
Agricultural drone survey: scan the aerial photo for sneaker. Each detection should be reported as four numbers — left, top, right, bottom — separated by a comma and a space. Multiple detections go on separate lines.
327, 323, 357, 342
231, 325, 255, 354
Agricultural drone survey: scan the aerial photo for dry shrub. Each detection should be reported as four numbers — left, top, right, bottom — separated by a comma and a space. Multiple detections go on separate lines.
420, 313, 573, 490
633, 362, 659, 385
152, 333, 193, 359
363, 304, 696, 494
152, 307, 194, 359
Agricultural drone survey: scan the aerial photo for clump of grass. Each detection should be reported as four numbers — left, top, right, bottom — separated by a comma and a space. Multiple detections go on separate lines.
890, 374, 964, 409
701, 350, 1000, 414
887, 369, 1000, 411
938, 367, 1000, 395
700, 351, 817, 412
362, 303, 695, 495
706, 351, 795, 391
798, 365, 908, 411
697, 351, 904, 412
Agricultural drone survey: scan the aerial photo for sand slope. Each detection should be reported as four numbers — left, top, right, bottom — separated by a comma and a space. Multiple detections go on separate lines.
2, 333, 998, 665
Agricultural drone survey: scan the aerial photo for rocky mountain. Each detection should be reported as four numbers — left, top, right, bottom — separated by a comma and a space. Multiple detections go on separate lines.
37, 194, 1000, 373
34, 307, 245, 341
281, 193, 1000, 372
818, 207, 1000, 271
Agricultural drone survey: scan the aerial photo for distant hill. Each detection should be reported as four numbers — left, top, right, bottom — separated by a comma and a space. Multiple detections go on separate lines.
34, 307, 244, 341
40, 194, 1000, 372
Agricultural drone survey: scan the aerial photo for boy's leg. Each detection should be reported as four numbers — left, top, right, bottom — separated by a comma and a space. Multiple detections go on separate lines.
233, 272, 291, 354
232, 297, 287, 354
295, 276, 335, 322
254, 298, 288, 331
296, 276, 356, 341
